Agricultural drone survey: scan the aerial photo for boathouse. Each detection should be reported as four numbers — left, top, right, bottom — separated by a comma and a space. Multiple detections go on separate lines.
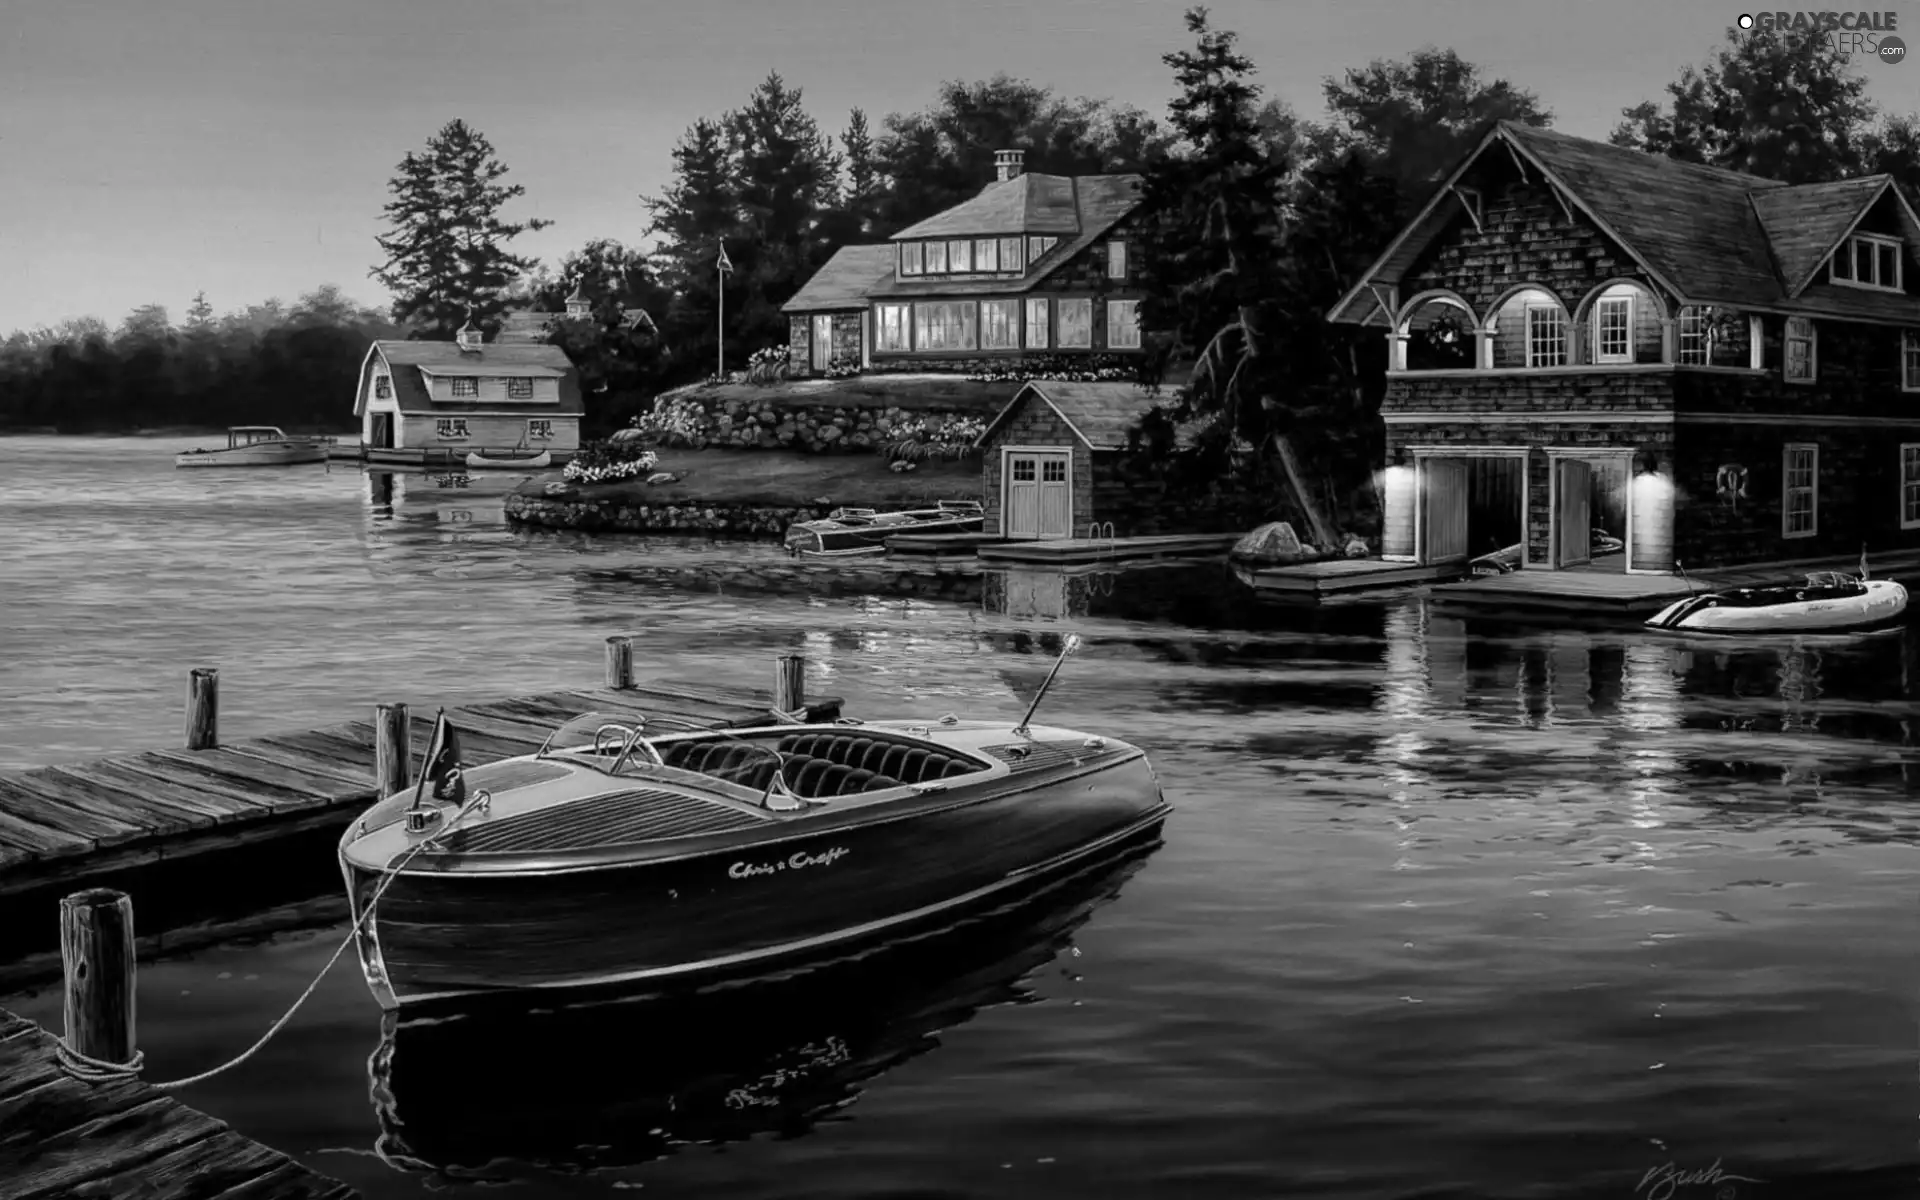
1328, 121, 1920, 573
781, 149, 1149, 377
353, 321, 585, 455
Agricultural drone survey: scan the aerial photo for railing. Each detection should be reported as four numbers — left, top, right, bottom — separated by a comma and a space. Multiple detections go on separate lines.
1086, 521, 1116, 558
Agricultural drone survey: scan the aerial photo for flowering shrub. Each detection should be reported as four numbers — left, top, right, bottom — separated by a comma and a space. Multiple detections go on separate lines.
627, 394, 710, 447
748, 345, 788, 370
965, 353, 1136, 384
890, 459, 917, 472
880, 415, 988, 463
563, 439, 659, 484
824, 355, 860, 379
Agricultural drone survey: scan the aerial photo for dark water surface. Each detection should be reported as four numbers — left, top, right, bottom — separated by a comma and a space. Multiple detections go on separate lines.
1, 435, 1915, 1199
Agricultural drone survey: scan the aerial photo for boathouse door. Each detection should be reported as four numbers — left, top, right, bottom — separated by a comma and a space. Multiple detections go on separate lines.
1554, 459, 1592, 567
1004, 451, 1071, 539
1419, 458, 1469, 563
812, 316, 833, 371
370, 413, 394, 449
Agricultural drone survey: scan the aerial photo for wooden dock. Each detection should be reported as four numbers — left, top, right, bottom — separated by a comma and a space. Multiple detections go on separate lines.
0, 1007, 358, 1198
1234, 558, 1465, 596
975, 533, 1240, 566
1428, 569, 1697, 615
885, 531, 1002, 557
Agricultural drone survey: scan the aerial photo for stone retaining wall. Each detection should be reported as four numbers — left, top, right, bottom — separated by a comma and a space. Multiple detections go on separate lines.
507, 493, 833, 536
662, 394, 979, 454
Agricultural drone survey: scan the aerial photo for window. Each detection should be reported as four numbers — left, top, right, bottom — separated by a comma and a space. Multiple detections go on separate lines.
899, 242, 924, 276
451, 377, 478, 397
1904, 445, 1920, 529
1593, 295, 1632, 363
435, 418, 469, 439
1784, 316, 1816, 382
998, 237, 1023, 273
1904, 331, 1920, 392
1056, 298, 1092, 348
875, 303, 910, 352
1042, 459, 1066, 483
1106, 299, 1141, 349
1828, 233, 1904, 291
507, 377, 533, 399
1782, 443, 1817, 537
948, 240, 973, 273
913, 301, 977, 351
374, 375, 391, 399
1677, 306, 1712, 365
528, 419, 554, 441
1027, 235, 1057, 263
1107, 240, 1128, 280
1011, 458, 1035, 482
924, 241, 948, 274
1525, 305, 1566, 367
980, 299, 1019, 350
974, 239, 999, 273
1025, 297, 1050, 349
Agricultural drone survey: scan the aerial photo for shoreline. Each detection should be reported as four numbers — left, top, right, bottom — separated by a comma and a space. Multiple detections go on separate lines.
0, 426, 359, 438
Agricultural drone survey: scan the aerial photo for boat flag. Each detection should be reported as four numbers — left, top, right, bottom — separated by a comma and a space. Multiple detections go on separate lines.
410, 708, 468, 807
716, 243, 734, 274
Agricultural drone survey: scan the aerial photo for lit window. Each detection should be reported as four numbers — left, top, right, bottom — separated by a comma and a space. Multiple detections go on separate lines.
374, 376, 392, 399
507, 377, 533, 399
1056, 298, 1092, 348
1593, 295, 1632, 363
1525, 305, 1566, 367
980, 300, 1019, 350
1106, 300, 1141, 349
1025, 297, 1050, 349
874, 303, 910, 352
1107, 240, 1128, 280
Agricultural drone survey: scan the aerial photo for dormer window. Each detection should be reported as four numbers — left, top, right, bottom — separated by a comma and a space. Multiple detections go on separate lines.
1027, 236, 1058, 263
1827, 233, 1904, 291
899, 242, 924, 277
974, 238, 999, 273
948, 240, 973, 272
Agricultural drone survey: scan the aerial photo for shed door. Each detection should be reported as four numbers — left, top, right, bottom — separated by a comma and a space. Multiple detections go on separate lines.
1004, 452, 1071, 539
1421, 458, 1469, 563
812, 316, 833, 371
370, 413, 393, 449
1555, 460, 1592, 567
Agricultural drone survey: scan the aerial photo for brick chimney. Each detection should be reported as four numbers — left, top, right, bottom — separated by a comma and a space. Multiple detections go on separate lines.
995, 149, 1025, 182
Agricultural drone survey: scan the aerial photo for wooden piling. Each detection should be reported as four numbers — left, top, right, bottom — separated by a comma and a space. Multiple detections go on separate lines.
374, 702, 410, 795
185, 667, 219, 750
605, 636, 634, 690
774, 654, 806, 712
60, 888, 137, 1069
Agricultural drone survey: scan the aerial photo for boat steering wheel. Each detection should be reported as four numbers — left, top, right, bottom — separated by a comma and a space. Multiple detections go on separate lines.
606, 719, 667, 773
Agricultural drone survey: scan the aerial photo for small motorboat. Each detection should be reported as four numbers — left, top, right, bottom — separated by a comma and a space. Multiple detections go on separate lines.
174, 426, 328, 467
337, 637, 1167, 1010
465, 449, 552, 470
1645, 570, 1908, 634
783, 500, 983, 557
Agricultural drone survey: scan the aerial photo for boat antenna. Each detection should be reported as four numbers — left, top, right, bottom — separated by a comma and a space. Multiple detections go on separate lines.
1675, 558, 1697, 595
1013, 634, 1082, 738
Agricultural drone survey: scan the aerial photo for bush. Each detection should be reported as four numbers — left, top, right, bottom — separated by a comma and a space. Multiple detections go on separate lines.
825, 355, 860, 379
563, 439, 659, 484
627, 394, 711, 448
964, 353, 1136, 384
879, 415, 988, 463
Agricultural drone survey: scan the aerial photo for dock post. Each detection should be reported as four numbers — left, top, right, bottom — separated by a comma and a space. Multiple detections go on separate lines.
185, 667, 218, 749
605, 635, 634, 690
774, 654, 806, 713
60, 889, 137, 1071
375, 702, 410, 794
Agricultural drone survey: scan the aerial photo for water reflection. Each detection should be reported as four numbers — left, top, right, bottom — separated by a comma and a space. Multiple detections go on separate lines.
365, 837, 1160, 1184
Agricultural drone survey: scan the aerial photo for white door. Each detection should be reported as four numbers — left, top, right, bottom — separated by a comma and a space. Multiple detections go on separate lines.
1421, 458, 1469, 562
1556, 460, 1592, 567
1004, 452, 1071, 539
812, 316, 833, 371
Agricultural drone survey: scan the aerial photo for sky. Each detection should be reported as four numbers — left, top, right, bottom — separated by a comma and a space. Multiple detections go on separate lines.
3, 0, 1915, 336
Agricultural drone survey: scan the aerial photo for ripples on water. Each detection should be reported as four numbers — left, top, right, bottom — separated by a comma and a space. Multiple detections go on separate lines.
1, 436, 1915, 1199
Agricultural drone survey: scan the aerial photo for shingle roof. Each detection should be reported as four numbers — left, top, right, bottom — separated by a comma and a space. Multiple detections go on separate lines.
780, 245, 897, 313
360, 339, 584, 417
1749, 176, 1891, 294
892, 173, 1089, 239
976, 380, 1195, 450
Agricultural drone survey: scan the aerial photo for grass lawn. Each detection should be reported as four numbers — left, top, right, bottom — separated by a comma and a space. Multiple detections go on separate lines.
662, 373, 1021, 414
530, 448, 983, 508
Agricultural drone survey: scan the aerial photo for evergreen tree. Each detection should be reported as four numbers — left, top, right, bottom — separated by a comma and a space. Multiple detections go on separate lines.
840, 108, 882, 236
184, 292, 216, 334
643, 117, 742, 372
371, 119, 552, 337
726, 73, 843, 349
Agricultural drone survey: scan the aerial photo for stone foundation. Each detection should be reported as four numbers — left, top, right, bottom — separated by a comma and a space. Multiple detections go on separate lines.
654, 394, 979, 454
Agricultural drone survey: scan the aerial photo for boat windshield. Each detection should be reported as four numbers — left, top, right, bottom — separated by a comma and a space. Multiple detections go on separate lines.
536, 711, 785, 786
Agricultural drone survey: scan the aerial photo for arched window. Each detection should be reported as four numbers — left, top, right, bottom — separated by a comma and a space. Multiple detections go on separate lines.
1485, 286, 1567, 368
1575, 280, 1665, 365
1396, 293, 1477, 370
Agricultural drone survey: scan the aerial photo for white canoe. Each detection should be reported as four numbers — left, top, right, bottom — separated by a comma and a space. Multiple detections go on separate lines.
1646, 572, 1907, 634
465, 450, 552, 470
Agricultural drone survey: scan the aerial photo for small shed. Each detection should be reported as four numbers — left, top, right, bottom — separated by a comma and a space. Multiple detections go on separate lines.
973, 380, 1213, 540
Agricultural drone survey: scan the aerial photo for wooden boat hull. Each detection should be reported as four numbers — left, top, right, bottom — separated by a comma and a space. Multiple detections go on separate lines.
465, 450, 552, 470
174, 443, 326, 467
1646, 578, 1907, 634
784, 508, 984, 555
342, 734, 1165, 1009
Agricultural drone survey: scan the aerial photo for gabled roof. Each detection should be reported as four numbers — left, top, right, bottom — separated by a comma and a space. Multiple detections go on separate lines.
1326, 121, 1920, 328
974, 380, 1196, 451
780, 245, 897, 313
355, 339, 584, 417
894, 173, 1091, 240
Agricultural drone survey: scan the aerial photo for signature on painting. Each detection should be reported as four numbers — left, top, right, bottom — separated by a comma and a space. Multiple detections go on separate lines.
728, 847, 850, 879
1636, 1159, 1765, 1200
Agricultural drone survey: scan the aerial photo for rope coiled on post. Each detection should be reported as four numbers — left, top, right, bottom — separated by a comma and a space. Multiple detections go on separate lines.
53, 795, 488, 1090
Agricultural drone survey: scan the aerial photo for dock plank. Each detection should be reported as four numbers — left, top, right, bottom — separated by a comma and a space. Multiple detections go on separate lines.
12, 766, 218, 838
0, 776, 139, 849
97, 754, 321, 815
49, 759, 267, 825
200, 1160, 362, 1199
0, 801, 86, 863
563, 689, 746, 728
4, 1092, 228, 1200
437, 707, 570, 746
402, 715, 538, 765
226, 738, 379, 789
72, 1126, 296, 1199
140, 750, 353, 811
261, 728, 374, 765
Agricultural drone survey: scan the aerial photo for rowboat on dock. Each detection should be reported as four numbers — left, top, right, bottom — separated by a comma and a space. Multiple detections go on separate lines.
1644, 570, 1908, 634
173, 426, 328, 468
464, 449, 552, 470
338, 637, 1167, 1010
783, 500, 983, 557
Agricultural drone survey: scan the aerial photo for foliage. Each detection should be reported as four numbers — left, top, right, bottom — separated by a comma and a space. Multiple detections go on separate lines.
965, 353, 1136, 383
628, 394, 711, 447
370, 119, 551, 336
879, 415, 986, 463
824, 356, 860, 379
531, 239, 672, 421
562, 439, 661, 484
0, 287, 402, 432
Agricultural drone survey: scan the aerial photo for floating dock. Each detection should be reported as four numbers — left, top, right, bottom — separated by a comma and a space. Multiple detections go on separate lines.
1427, 570, 1698, 615
974, 533, 1240, 566
1235, 558, 1465, 596
0, 1008, 359, 1198
885, 532, 1002, 558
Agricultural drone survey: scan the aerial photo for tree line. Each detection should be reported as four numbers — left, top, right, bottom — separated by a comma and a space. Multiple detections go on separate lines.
1, 9, 1914, 470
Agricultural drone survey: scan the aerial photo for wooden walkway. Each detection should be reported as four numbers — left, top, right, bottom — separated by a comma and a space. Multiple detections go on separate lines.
975, 533, 1240, 566
0, 1009, 357, 1198
1235, 558, 1464, 596
0, 679, 842, 900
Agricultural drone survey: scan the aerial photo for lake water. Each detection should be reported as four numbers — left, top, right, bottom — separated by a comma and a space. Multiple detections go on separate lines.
1, 434, 1915, 1199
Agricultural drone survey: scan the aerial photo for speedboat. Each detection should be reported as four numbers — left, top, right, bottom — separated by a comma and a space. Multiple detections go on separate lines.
174, 426, 327, 467
465, 449, 552, 470
1645, 570, 1908, 634
337, 638, 1167, 1010
783, 500, 983, 557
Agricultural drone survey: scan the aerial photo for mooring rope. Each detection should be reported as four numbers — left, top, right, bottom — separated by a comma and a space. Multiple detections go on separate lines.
53, 793, 489, 1090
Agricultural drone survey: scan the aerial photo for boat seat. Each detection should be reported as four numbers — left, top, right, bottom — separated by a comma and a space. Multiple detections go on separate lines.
774, 733, 979, 785
774, 753, 901, 799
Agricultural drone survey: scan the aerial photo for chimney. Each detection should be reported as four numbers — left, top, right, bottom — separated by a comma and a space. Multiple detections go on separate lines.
995, 149, 1025, 182
455, 318, 483, 352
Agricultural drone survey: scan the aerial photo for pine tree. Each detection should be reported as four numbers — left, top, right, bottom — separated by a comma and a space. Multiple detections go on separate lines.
642, 117, 742, 370
842, 108, 882, 235
184, 292, 216, 334
371, 119, 552, 337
